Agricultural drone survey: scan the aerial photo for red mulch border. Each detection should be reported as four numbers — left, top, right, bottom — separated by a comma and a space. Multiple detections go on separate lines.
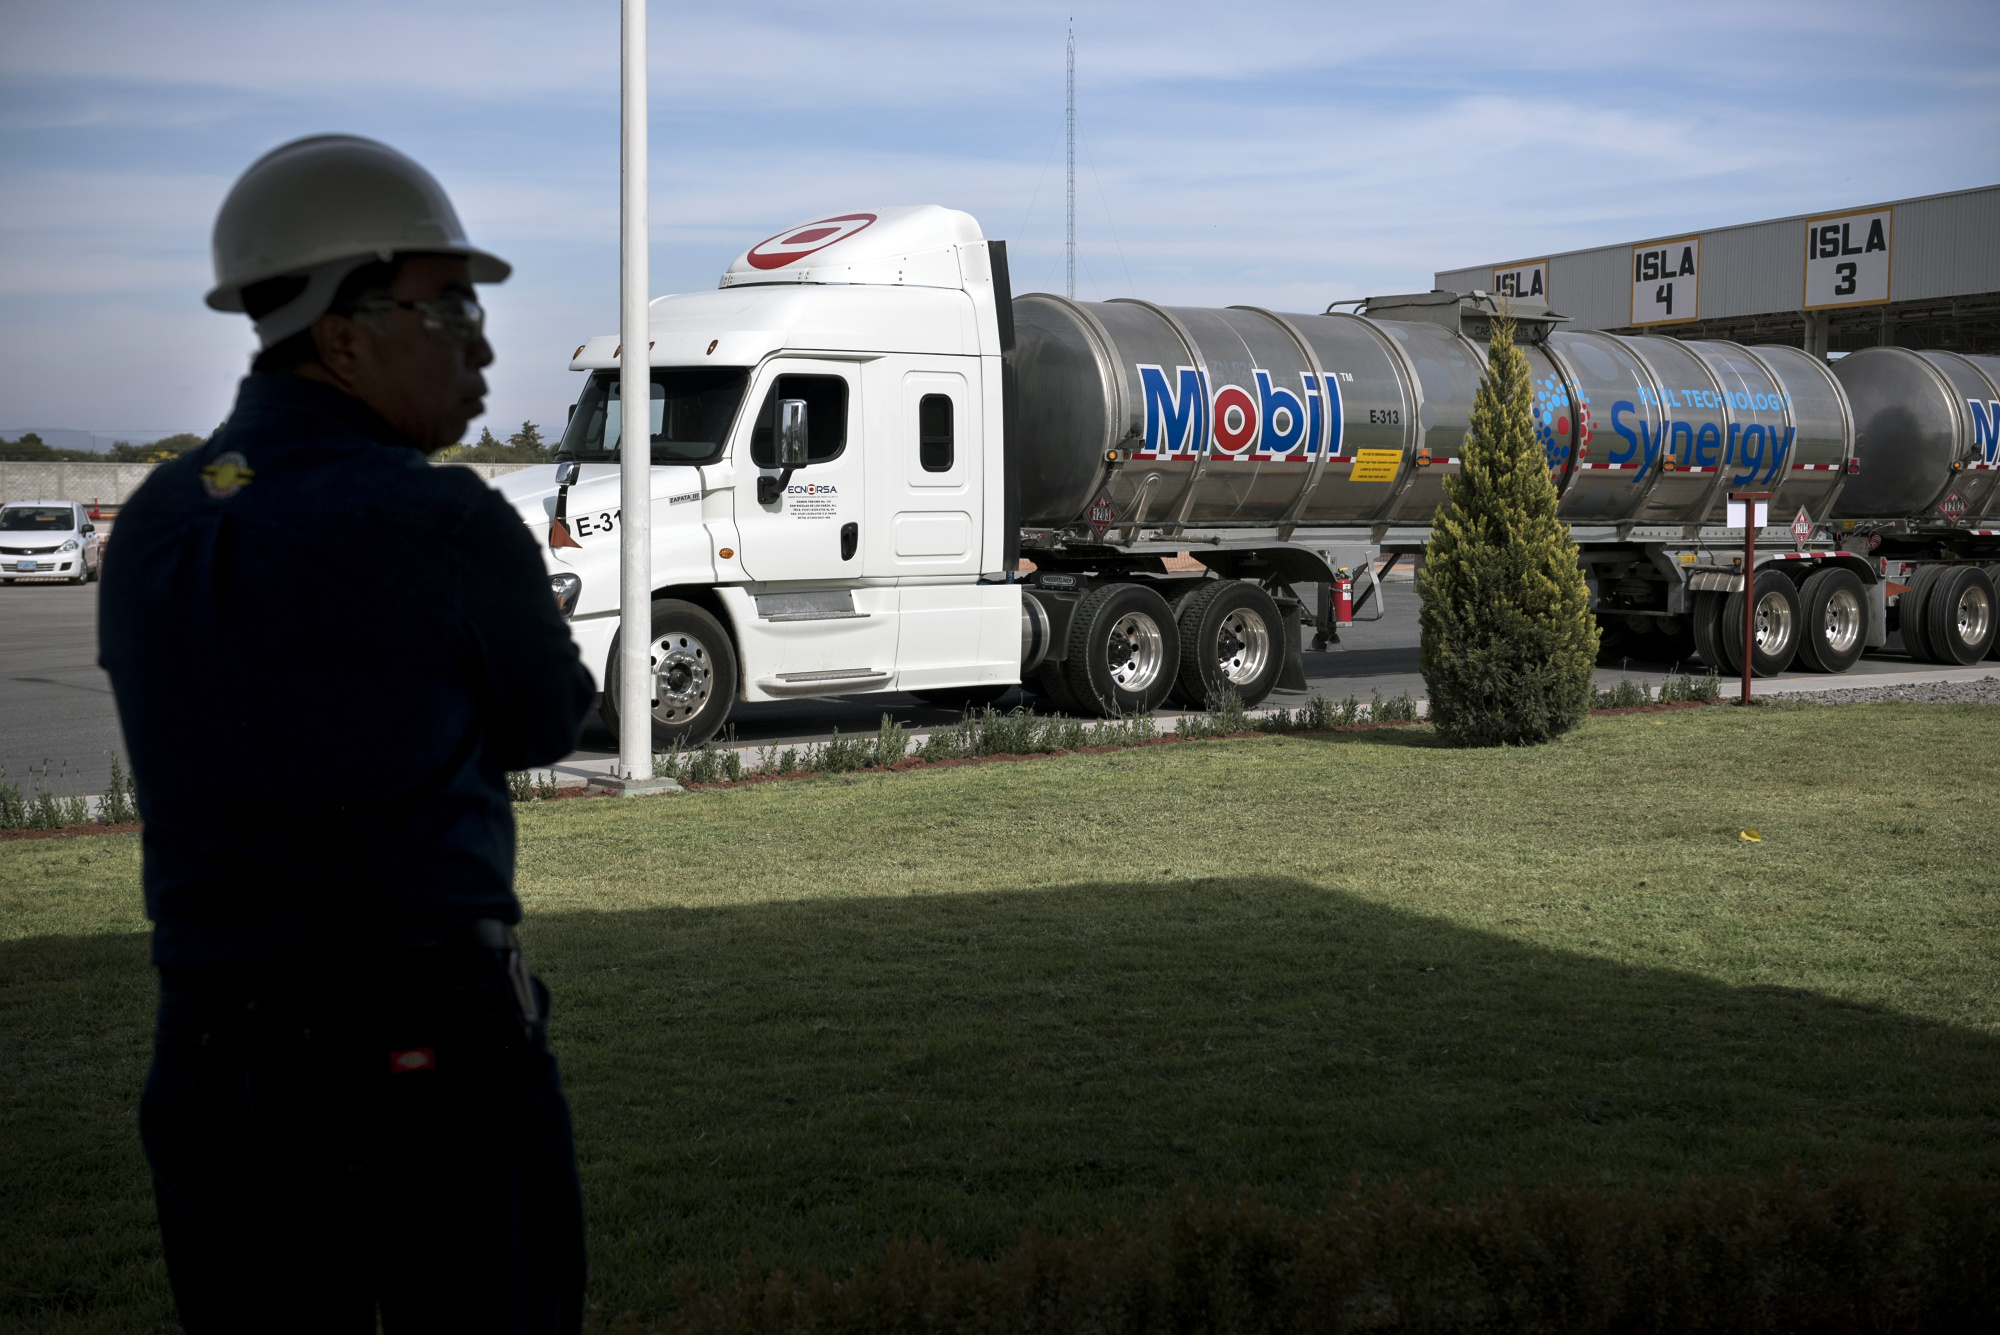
2, 821, 142, 843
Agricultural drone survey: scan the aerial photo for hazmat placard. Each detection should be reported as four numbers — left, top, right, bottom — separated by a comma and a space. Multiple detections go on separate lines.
1348, 449, 1403, 482
1802, 207, 1891, 310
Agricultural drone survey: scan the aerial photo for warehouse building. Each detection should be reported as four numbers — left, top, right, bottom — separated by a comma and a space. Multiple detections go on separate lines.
1434, 183, 2000, 356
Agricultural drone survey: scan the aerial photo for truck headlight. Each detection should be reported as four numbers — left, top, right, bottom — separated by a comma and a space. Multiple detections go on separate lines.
550, 572, 581, 619
60, 539, 79, 552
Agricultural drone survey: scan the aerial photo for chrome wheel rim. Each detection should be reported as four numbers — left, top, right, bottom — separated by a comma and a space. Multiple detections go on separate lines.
1216, 607, 1271, 685
1105, 611, 1165, 692
1754, 590, 1794, 657
650, 630, 714, 726
1956, 586, 1991, 648
1822, 587, 1862, 655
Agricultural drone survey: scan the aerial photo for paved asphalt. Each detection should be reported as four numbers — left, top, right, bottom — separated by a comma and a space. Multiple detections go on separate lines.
2, 571, 1980, 798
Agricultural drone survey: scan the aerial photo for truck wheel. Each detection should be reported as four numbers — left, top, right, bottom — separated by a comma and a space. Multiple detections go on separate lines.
1897, 566, 1946, 663
914, 685, 1014, 712
1719, 571, 1803, 677
1924, 566, 1996, 665
1060, 583, 1180, 717
1170, 580, 1283, 709
1689, 590, 1728, 673
1794, 568, 1867, 673
600, 599, 738, 748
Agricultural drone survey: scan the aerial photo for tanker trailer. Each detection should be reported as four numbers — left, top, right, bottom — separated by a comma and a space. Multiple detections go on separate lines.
1009, 287, 1912, 698
518, 202, 1998, 744
1828, 347, 2000, 664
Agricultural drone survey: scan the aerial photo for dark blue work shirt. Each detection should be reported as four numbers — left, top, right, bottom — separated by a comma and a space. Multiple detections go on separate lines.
100, 373, 595, 969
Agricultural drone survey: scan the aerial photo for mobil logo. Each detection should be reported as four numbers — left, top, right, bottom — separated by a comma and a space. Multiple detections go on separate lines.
1135, 365, 1346, 461
745, 214, 877, 270
1970, 397, 2000, 463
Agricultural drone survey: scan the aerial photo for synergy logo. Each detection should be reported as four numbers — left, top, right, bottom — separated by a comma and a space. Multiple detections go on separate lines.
1970, 398, 2000, 463
1136, 365, 1345, 461
745, 214, 877, 270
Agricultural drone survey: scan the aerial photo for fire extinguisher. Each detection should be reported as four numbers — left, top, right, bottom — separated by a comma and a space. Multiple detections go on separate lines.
1335, 572, 1353, 624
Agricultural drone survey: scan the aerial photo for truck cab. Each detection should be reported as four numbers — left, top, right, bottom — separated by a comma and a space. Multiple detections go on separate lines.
496, 205, 1023, 745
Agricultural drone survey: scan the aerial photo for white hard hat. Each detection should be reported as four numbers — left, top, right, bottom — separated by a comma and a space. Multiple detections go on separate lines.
207, 134, 510, 346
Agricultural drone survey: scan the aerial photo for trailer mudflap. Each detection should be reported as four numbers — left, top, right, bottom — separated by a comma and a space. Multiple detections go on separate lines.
1275, 596, 1309, 692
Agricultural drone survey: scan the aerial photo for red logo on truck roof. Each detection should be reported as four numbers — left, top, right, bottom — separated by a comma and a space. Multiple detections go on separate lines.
745, 213, 877, 270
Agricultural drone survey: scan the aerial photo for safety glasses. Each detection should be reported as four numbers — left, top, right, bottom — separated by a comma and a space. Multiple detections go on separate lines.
350, 295, 486, 345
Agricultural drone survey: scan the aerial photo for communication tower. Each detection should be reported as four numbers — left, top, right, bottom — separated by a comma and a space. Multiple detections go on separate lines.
1066, 17, 1075, 300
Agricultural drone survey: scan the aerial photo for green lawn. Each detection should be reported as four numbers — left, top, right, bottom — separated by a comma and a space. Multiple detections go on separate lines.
3, 704, 1998, 1330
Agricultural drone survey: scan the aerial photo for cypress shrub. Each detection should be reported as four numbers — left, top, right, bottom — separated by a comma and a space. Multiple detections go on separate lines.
1418, 316, 1597, 746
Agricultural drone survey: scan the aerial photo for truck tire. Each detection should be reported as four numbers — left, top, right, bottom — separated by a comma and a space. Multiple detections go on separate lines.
1059, 582, 1180, 717
1170, 580, 1284, 709
1718, 570, 1803, 677
600, 599, 738, 748
1897, 565, 1946, 663
1794, 567, 1867, 674
1924, 566, 1996, 665
1689, 590, 1728, 674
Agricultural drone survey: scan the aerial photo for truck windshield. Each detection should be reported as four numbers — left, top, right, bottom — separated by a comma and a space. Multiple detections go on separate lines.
558, 368, 750, 465
0, 506, 74, 531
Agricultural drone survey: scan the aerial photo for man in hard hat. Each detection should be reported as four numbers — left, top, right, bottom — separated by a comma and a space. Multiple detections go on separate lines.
100, 135, 595, 1333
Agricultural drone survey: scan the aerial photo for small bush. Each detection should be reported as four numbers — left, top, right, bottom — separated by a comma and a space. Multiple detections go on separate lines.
873, 715, 909, 768
1594, 676, 1652, 709
98, 754, 139, 824
606, 1164, 2000, 1335
0, 765, 26, 830
1178, 690, 1253, 740
811, 728, 872, 775
1375, 690, 1420, 723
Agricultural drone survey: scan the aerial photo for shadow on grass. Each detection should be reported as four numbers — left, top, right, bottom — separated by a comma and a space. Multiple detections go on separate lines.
531, 877, 2000, 1310
4, 876, 1996, 1326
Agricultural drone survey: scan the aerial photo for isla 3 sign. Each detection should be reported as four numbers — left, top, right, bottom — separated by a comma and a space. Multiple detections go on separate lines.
1803, 207, 1892, 310
1631, 237, 1699, 326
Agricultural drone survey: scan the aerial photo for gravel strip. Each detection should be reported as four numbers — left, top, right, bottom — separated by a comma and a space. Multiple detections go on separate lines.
1765, 676, 2000, 706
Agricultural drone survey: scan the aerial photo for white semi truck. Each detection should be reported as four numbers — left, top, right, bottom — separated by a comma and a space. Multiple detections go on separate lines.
496, 205, 2000, 745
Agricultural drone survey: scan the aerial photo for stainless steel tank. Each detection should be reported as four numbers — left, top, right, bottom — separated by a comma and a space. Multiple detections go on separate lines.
1827, 348, 1993, 520
1012, 290, 1855, 533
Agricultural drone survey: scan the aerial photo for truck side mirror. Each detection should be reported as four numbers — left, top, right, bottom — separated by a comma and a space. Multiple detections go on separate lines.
553, 458, 581, 487
759, 399, 810, 505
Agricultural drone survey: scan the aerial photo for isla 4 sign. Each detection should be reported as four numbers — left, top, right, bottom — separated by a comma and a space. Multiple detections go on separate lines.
1491, 260, 1548, 301
1632, 238, 1698, 325
1802, 207, 1891, 310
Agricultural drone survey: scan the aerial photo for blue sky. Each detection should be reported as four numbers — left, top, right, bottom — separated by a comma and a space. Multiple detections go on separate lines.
2, 0, 1995, 443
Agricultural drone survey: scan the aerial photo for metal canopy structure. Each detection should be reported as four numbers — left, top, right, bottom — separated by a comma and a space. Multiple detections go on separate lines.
1436, 183, 2000, 356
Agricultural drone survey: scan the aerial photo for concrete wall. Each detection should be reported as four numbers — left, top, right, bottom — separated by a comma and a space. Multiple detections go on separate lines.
1, 460, 538, 505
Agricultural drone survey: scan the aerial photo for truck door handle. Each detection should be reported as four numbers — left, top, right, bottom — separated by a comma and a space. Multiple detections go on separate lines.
840, 522, 858, 561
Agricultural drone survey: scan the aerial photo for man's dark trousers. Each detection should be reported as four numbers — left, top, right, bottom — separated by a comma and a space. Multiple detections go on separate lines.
141, 941, 585, 1333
